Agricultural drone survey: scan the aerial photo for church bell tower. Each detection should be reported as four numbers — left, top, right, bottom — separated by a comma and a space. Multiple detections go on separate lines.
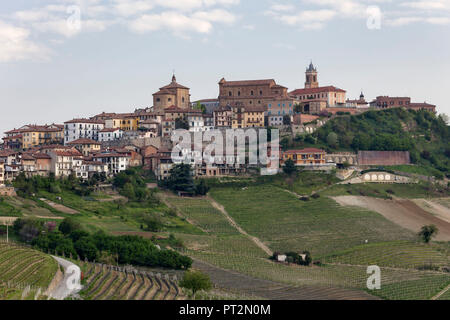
305, 61, 319, 89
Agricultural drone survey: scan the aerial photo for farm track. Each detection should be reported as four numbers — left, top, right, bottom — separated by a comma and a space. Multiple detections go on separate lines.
193, 259, 379, 300
207, 196, 273, 256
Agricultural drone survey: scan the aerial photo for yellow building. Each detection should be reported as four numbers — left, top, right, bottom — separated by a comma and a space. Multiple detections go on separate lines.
67, 138, 102, 156
282, 148, 326, 166
4, 124, 64, 150
104, 114, 140, 131
232, 103, 265, 128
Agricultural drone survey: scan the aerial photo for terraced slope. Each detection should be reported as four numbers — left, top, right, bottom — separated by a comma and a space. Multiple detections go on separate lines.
0, 242, 58, 300
80, 263, 184, 300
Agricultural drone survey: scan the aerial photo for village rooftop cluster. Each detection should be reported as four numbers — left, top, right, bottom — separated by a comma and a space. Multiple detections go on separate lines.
0, 62, 437, 185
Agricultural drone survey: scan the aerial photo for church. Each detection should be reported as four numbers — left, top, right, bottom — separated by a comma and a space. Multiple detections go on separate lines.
289, 62, 347, 114
152, 74, 191, 112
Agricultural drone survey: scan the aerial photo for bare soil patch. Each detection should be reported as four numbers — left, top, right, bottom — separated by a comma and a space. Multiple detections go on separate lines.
39, 198, 79, 214
332, 196, 450, 241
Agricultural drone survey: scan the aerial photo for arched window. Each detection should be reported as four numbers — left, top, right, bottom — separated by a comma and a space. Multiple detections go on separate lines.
229, 91, 232, 96
238, 91, 241, 96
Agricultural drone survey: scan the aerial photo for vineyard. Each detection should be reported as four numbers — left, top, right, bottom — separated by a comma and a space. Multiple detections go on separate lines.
0, 242, 58, 300
165, 187, 450, 300
79, 262, 185, 300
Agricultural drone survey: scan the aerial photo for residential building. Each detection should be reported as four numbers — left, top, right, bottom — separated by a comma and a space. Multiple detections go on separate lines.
289, 62, 347, 114
153, 74, 191, 111
162, 119, 176, 137
98, 128, 124, 142
3, 124, 64, 149
282, 148, 326, 166
218, 78, 289, 109
214, 105, 233, 128
187, 110, 208, 132
21, 154, 37, 177
267, 98, 296, 126
67, 138, 102, 156
103, 113, 140, 131
0, 162, 4, 186
231, 103, 265, 128
48, 149, 84, 177
32, 153, 52, 176
92, 152, 130, 175
370, 96, 436, 112
82, 160, 109, 178
64, 119, 105, 144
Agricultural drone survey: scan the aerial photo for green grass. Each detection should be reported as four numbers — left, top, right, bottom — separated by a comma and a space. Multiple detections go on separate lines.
209, 185, 415, 258
323, 241, 450, 269
321, 182, 448, 199
384, 165, 444, 178
166, 197, 239, 235
259, 171, 339, 196
0, 198, 23, 217
370, 274, 450, 300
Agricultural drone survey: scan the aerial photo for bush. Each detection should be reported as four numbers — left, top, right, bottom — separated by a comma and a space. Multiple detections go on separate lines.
180, 270, 212, 296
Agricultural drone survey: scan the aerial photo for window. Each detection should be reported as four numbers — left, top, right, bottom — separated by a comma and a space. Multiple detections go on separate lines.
251, 91, 254, 96
238, 91, 241, 96
182, 97, 185, 102
229, 91, 232, 96
260, 90, 263, 96
157, 98, 160, 102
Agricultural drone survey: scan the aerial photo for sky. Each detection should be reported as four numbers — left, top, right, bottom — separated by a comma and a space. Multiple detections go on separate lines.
0, 0, 449, 137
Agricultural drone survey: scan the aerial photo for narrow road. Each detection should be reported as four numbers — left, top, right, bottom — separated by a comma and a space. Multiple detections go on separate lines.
207, 197, 273, 256
48, 256, 82, 300
431, 283, 450, 300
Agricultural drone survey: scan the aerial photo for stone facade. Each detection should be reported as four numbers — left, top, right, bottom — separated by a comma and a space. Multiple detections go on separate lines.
153, 75, 191, 111
218, 78, 289, 109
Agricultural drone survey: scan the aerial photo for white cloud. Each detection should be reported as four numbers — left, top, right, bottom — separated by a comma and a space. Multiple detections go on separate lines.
0, 20, 49, 63
129, 11, 213, 34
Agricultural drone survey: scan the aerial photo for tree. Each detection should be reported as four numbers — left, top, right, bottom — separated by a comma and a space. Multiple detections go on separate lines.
283, 159, 297, 176
74, 237, 99, 261
122, 182, 136, 200
327, 132, 338, 149
418, 225, 438, 243
165, 164, 195, 193
175, 117, 189, 130
180, 270, 212, 296
195, 179, 210, 196
58, 217, 81, 235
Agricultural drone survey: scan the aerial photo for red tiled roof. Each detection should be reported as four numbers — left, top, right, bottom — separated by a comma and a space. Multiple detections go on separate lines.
99, 128, 122, 132
284, 148, 326, 154
64, 118, 105, 124
289, 86, 346, 96
220, 79, 276, 87
67, 138, 101, 145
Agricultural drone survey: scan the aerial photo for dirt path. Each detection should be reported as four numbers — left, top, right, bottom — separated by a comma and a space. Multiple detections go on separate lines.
432, 283, 450, 300
207, 197, 273, 256
193, 259, 378, 300
39, 198, 78, 214
413, 199, 450, 224
157, 192, 209, 234
332, 196, 450, 241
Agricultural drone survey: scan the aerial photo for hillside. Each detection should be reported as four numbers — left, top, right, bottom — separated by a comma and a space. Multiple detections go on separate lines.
0, 242, 58, 300
311, 108, 449, 178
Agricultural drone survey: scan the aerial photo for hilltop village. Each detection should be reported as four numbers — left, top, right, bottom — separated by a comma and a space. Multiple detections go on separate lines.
0, 62, 439, 186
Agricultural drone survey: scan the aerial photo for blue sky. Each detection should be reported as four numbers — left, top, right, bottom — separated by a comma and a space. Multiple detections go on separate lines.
0, 0, 449, 136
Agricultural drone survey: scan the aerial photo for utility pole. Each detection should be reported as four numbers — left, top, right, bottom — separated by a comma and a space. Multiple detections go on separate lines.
6, 223, 9, 243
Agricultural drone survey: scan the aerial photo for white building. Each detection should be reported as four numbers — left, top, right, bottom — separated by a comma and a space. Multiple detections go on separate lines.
92, 152, 130, 175
64, 119, 105, 145
268, 115, 285, 126
48, 149, 84, 178
98, 128, 123, 142
188, 114, 206, 132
